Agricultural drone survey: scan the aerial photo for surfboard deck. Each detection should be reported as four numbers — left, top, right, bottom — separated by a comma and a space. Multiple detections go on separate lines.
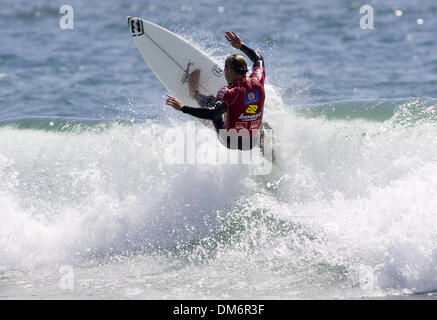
127, 17, 275, 160
127, 17, 226, 107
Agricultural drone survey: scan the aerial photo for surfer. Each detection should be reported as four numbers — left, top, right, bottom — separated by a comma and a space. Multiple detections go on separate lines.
165, 31, 266, 151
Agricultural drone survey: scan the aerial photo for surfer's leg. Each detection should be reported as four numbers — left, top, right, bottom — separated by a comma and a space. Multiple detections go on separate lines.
259, 127, 265, 155
213, 117, 230, 149
193, 92, 216, 108
260, 121, 275, 162
263, 121, 273, 131
214, 120, 258, 151
237, 135, 259, 151
212, 117, 225, 134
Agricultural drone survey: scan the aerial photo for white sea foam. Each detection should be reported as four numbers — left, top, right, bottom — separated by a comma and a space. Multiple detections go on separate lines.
1, 85, 437, 297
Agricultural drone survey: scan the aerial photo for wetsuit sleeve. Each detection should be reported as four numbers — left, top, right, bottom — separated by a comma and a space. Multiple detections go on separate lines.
240, 44, 265, 85
181, 100, 227, 120
240, 44, 264, 69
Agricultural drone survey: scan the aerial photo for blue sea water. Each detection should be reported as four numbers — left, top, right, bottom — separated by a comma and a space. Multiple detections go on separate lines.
1, 0, 437, 299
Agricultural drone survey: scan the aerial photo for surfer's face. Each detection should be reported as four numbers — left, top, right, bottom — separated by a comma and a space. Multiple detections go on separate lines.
224, 65, 238, 84
224, 65, 232, 83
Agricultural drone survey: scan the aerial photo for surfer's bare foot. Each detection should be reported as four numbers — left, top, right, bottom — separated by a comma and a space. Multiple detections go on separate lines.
165, 95, 183, 111
188, 69, 200, 98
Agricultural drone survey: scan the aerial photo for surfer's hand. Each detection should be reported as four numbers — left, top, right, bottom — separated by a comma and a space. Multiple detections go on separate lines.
188, 69, 200, 98
165, 95, 183, 111
225, 31, 243, 49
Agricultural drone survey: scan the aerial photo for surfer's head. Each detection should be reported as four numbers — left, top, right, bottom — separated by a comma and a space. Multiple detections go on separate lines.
224, 54, 248, 82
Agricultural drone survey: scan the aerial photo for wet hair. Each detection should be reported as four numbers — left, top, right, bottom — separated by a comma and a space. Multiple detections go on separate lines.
225, 54, 248, 77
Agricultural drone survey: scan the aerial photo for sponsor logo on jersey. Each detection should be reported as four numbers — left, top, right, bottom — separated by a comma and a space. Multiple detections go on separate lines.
244, 91, 259, 104
245, 104, 258, 114
238, 113, 261, 121
217, 87, 227, 99
250, 120, 261, 130
235, 122, 248, 131
252, 68, 262, 77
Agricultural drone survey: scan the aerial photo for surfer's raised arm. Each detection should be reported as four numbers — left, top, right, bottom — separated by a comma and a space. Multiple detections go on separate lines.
225, 31, 264, 69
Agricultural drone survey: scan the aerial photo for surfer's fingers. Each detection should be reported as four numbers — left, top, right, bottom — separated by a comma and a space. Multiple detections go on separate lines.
225, 31, 235, 41
232, 32, 242, 43
166, 100, 177, 107
165, 95, 175, 103
166, 95, 181, 105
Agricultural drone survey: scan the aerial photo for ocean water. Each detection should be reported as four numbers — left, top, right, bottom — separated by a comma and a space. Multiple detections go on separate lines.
1, 0, 437, 299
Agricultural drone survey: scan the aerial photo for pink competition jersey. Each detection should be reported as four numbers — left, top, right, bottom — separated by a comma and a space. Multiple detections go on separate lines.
215, 65, 266, 136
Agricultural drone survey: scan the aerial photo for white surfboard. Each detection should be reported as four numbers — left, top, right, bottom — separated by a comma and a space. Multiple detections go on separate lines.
127, 17, 226, 107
